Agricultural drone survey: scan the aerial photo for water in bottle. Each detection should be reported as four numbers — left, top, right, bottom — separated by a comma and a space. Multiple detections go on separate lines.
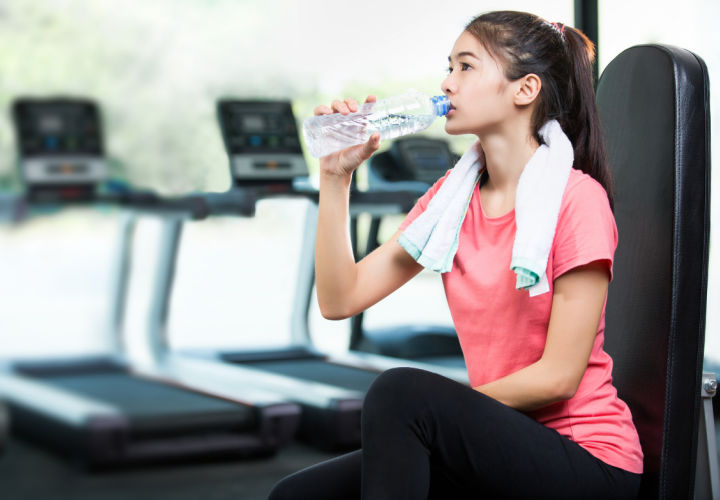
302, 90, 450, 158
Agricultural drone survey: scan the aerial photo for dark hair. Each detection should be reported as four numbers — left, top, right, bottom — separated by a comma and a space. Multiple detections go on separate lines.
465, 11, 614, 209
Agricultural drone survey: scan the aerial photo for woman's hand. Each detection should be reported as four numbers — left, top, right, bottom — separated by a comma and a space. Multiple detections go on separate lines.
313, 95, 423, 320
313, 96, 381, 178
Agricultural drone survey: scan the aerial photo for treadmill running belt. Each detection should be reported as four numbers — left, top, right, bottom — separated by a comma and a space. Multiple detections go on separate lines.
46, 373, 242, 414
242, 359, 380, 393
38, 372, 257, 434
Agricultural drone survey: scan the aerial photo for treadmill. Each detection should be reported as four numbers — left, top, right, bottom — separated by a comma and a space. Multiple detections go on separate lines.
350, 137, 466, 369
137, 99, 469, 450
0, 400, 6, 456
0, 97, 300, 466
0, 193, 21, 456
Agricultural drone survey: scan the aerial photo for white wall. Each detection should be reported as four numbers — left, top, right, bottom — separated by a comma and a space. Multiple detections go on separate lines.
598, 0, 720, 361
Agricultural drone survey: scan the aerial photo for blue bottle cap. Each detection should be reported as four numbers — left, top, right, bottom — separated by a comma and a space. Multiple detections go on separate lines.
431, 95, 451, 116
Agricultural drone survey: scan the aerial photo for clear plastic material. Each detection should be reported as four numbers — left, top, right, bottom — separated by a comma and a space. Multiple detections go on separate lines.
302, 90, 450, 158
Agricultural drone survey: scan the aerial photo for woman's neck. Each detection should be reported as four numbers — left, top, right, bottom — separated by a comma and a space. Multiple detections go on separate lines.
478, 124, 539, 193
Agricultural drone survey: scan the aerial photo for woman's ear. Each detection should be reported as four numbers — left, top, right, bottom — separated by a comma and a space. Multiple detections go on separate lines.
514, 73, 541, 106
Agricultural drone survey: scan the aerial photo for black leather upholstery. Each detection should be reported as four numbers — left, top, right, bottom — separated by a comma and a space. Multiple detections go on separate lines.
597, 45, 711, 499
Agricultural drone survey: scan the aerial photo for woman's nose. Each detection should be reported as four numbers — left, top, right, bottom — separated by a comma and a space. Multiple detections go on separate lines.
441, 74, 455, 95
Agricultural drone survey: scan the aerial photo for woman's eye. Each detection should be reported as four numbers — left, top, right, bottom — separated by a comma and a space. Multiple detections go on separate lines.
446, 63, 471, 74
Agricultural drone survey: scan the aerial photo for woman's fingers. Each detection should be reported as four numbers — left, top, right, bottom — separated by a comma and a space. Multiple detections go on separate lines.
356, 133, 381, 163
364, 133, 381, 157
331, 99, 351, 115
314, 104, 333, 116
345, 98, 359, 113
343, 133, 381, 168
317, 95, 375, 116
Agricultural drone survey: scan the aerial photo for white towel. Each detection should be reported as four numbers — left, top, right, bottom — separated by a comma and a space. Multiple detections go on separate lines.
398, 120, 573, 297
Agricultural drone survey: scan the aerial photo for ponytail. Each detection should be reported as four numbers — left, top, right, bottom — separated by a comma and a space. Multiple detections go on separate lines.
562, 27, 614, 210
465, 11, 614, 210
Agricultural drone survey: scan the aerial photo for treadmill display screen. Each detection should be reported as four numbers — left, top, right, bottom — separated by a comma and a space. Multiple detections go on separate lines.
217, 100, 302, 156
407, 147, 452, 171
392, 139, 455, 186
13, 99, 103, 157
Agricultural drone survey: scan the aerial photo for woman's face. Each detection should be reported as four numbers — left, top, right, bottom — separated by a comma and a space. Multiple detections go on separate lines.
441, 31, 518, 136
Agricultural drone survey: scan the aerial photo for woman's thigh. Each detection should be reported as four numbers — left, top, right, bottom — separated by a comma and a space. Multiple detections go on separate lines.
270, 368, 640, 500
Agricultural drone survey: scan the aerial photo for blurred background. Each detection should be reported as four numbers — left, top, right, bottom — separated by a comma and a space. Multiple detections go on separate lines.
0, 0, 718, 361
0, 0, 718, 498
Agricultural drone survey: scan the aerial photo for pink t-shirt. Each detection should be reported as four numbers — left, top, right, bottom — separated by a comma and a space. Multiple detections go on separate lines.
399, 168, 644, 474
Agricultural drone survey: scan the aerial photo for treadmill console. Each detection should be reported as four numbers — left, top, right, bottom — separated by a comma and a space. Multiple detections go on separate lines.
217, 100, 308, 186
13, 98, 108, 201
368, 137, 456, 190
391, 138, 456, 186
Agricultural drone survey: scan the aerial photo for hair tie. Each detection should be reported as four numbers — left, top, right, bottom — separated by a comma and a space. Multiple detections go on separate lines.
548, 21, 567, 41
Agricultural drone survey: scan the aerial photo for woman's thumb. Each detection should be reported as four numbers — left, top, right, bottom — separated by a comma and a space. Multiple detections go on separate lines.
359, 133, 381, 161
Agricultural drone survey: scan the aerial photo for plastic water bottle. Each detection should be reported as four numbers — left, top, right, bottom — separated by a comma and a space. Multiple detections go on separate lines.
302, 90, 450, 158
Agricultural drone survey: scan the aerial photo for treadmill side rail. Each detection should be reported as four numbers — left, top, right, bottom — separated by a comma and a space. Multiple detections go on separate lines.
141, 355, 364, 408
0, 372, 132, 464
0, 372, 123, 426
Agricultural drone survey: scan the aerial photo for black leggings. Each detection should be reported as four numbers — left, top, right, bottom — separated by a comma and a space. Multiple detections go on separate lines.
269, 367, 641, 500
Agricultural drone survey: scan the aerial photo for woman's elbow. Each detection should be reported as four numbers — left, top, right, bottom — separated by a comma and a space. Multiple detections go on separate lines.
320, 308, 350, 321
551, 374, 581, 402
318, 301, 353, 321
537, 357, 584, 402
554, 383, 578, 402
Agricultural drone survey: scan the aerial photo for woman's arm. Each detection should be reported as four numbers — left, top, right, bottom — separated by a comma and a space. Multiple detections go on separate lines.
474, 260, 610, 411
314, 97, 423, 320
316, 226, 424, 320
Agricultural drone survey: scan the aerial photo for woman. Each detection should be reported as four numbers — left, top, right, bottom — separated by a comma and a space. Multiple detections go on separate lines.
270, 10, 643, 499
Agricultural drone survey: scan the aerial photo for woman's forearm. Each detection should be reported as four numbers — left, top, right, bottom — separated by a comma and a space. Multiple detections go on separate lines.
315, 171, 359, 319
474, 359, 576, 412
310, 98, 385, 320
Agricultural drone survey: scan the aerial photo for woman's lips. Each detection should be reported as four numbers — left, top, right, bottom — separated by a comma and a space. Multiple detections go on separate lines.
446, 107, 456, 118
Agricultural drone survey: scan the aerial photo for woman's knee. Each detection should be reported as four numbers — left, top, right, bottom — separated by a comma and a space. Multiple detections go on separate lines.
364, 367, 444, 417
268, 470, 326, 500
267, 475, 294, 500
268, 450, 362, 500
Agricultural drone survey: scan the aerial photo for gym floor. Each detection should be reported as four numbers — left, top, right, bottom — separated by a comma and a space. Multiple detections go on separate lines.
0, 436, 341, 500
2, 411, 720, 499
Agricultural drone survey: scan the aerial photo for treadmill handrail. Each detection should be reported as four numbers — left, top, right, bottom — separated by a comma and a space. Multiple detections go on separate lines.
145, 185, 420, 351
109, 193, 216, 359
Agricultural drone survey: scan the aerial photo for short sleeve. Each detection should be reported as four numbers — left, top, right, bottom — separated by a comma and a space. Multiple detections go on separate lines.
551, 173, 618, 281
398, 169, 452, 231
